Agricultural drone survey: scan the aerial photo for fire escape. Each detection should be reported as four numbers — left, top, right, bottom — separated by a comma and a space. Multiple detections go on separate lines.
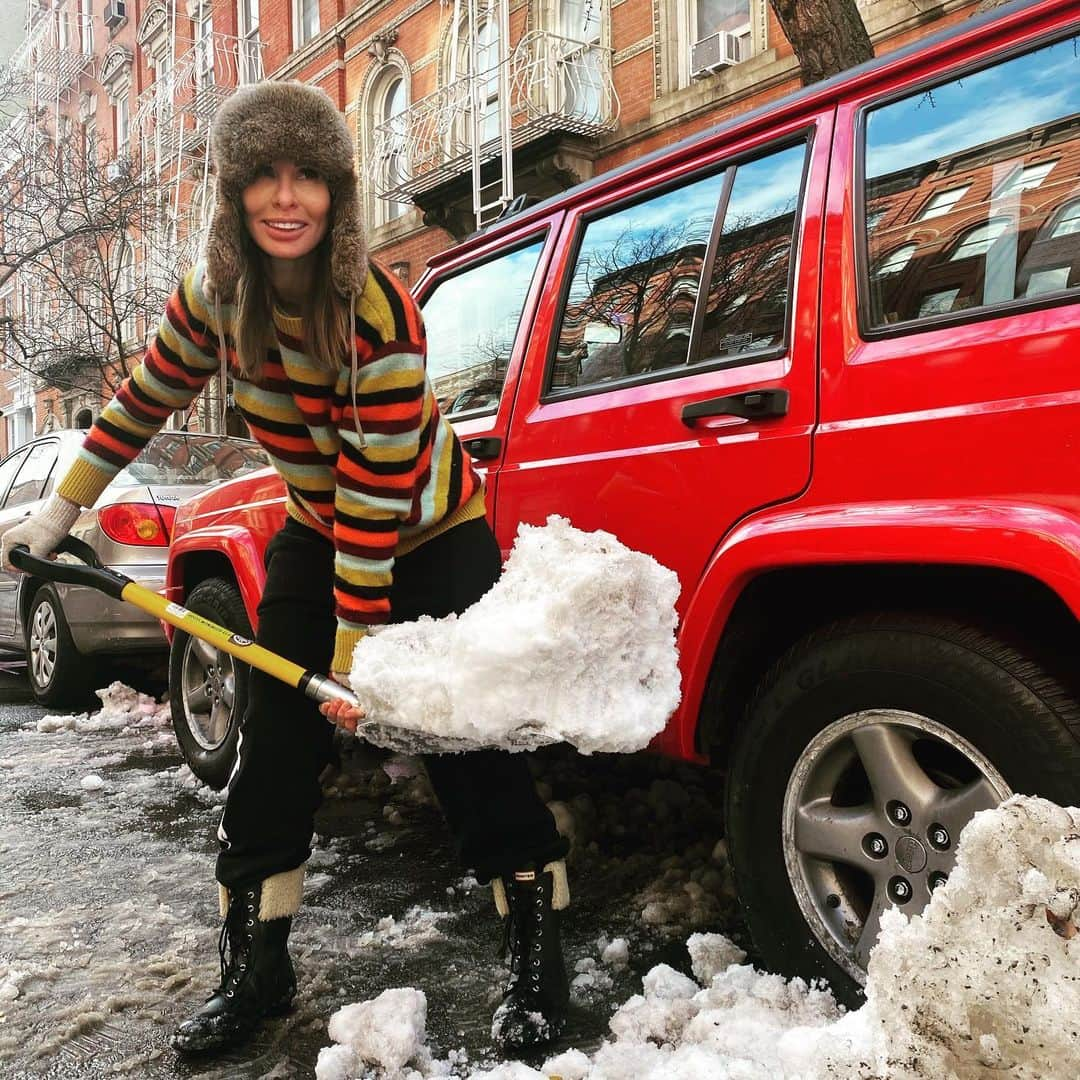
367, 0, 619, 236
4, 2, 98, 434
134, 25, 266, 274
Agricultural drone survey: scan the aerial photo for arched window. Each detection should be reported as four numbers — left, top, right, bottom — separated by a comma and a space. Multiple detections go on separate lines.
74, 408, 93, 429
950, 218, 1009, 261
874, 243, 916, 276
1049, 199, 1080, 239
368, 68, 412, 227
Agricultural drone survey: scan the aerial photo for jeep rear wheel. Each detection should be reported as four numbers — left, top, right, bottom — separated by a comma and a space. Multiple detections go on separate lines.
169, 577, 251, 791
725, 613, 1080, 1004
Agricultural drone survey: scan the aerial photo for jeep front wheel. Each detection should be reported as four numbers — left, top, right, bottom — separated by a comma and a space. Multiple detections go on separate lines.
725, 613, 1080, 1004
169, 577, 251, 791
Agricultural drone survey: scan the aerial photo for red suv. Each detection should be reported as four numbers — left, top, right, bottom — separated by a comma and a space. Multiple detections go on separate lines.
166, 0, 1080, 1001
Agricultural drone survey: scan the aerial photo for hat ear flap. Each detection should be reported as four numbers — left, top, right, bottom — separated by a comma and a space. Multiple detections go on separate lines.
329, 176, 369, 298
203, 185, 246, 303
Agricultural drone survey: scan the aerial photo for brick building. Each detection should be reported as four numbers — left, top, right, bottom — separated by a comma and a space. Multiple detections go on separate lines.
1, 0, 980, 448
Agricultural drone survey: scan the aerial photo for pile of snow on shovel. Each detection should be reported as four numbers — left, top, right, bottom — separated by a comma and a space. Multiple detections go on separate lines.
347, 516, 682, 754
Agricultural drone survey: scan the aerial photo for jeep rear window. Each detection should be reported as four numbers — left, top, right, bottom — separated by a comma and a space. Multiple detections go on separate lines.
862, 34, 1080, 331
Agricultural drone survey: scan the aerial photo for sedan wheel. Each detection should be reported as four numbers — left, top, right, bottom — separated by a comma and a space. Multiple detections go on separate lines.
25, 584, 94, 707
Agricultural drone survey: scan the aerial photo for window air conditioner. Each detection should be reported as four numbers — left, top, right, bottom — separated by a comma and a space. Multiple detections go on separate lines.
691, 31, 746, 78
104, 0, 127, 29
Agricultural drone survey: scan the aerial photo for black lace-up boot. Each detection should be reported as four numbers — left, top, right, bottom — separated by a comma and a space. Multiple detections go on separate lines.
171, 882, 297, 1055
490, 861, 570, 1051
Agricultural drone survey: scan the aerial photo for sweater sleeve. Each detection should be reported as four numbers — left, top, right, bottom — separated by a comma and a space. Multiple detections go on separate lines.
329, 337, 428, 673
56, 264, 222, 507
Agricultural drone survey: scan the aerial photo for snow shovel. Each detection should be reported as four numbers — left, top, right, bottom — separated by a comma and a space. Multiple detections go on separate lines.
9, 537, 362, 713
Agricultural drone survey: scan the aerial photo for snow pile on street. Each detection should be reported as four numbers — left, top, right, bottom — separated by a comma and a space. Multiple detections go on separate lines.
36, 681, 170, 736
347, 516, 681, 755
317, 988, 431, 1079
315, 796, 1080, 1079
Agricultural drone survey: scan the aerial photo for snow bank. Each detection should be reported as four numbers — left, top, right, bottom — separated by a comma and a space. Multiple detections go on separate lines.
316, 796, 1080, 1079
37, 681, 170, 735
347, 516, 681, 755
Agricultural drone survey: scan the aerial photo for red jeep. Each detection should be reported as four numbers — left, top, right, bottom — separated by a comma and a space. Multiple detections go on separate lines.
166, 0, 1080, 1001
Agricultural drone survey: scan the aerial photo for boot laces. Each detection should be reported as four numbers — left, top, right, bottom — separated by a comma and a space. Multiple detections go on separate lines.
499, 879, 546, 996
214, 889, 257, 999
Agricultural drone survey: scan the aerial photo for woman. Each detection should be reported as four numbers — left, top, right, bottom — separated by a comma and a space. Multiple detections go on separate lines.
1, 82, 570, 1056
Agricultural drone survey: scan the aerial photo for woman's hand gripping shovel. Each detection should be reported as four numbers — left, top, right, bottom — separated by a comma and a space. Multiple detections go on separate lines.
9, 536, 369, 725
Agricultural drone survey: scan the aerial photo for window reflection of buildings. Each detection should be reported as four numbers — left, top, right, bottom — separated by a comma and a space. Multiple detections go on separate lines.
866, 115, 1080, 326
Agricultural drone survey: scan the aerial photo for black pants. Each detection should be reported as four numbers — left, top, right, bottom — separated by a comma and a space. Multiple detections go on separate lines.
215, 516, 568, 890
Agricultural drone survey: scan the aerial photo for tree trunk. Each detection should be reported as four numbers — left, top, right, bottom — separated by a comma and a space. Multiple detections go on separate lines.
769, 0, 874, 86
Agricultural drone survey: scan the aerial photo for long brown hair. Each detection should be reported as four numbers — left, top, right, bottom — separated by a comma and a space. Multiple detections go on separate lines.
232, 203, 352, 381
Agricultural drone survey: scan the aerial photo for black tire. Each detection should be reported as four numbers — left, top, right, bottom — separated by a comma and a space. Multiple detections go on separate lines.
25, 583, 96, 708
169, 577, 252, 790
725, 613, 1080, 1005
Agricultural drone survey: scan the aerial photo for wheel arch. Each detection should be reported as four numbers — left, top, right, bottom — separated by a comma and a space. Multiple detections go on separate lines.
167, 526, 266, 641
665, 500, 1080, 765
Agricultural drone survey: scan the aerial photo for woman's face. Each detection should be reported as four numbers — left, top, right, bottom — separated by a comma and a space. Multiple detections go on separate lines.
242, 159, 331, 261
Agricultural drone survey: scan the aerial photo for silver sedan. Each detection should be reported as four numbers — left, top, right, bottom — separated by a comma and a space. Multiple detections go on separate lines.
0, 430, 268, 706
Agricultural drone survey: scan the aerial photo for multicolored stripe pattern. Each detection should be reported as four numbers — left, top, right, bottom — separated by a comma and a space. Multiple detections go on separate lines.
57, 260, 485, 672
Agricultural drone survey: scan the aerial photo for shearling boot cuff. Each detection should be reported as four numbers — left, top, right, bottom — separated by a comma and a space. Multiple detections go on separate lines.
217, 866, 306, 920
492, 860, 570, 916
259, 867, 305, 920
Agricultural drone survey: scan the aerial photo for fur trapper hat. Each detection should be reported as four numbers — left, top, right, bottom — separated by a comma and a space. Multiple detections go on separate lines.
204, 81, 367, 302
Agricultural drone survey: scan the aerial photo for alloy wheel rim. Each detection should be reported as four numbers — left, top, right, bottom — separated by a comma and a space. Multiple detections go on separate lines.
782, 709, 1011, 985
181, 634, 236, 751
29, 600, 58, 688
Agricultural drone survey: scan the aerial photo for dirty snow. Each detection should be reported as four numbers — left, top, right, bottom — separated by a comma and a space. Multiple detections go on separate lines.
347, 516, 681, 755
318, 796, 1080, 1079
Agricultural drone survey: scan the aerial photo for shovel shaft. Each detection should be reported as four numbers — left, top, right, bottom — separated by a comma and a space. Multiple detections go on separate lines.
124, 582, 361, 708
9, 539, 362, 710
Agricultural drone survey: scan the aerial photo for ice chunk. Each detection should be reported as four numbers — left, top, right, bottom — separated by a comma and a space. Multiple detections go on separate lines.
348, 516, 680, 754
325, 987, 427, 1072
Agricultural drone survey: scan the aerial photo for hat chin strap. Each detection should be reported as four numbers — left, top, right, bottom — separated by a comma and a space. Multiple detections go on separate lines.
349, 292, 367, 450
215, 295, 229, 433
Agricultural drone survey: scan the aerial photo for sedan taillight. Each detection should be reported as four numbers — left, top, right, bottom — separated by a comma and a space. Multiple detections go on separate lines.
98, 503, 176, 546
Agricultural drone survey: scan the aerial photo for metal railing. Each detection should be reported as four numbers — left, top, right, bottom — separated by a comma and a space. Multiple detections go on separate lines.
367, 31, 618, 201
134, 33, 265, 169
10, 11, 95, 96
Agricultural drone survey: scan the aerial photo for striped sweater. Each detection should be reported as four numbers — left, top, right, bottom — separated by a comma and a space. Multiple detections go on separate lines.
57, 260, 485, 672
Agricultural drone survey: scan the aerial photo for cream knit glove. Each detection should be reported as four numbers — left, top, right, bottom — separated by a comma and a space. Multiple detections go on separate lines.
1, 493, 81, 570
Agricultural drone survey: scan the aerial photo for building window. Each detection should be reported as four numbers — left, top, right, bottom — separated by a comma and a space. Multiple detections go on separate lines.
78, 0, 93, 55
460, 17, 501, 144
1049, 200, 1080, 239
195, 5, 215, 92
295, 0, 319, 47
874, 244, 916, 275
238, 0, 260, 83
1024, 266, 1070, 297
916, 287, 961, 317
866, 207, 885, 232
371, 71, 411, 226
993, 160, 1057, 199
916, 186, 969, 221
114, 96, 129, 155
118, 242, 136, 346
950, 218, 1009, 261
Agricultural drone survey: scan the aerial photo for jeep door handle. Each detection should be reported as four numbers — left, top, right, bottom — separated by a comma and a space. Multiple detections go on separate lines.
462, 436, 502, 460
681, 388, 789, 424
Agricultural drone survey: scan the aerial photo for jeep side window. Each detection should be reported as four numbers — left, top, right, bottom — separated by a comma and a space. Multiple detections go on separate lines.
551, 170, 727, 391
863, 35, 1080, 330
696, 141, 807, 362
422, 237, 546, 417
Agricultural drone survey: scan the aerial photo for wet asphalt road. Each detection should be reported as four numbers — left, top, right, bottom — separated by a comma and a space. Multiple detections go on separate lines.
0, 670, 737, 1079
